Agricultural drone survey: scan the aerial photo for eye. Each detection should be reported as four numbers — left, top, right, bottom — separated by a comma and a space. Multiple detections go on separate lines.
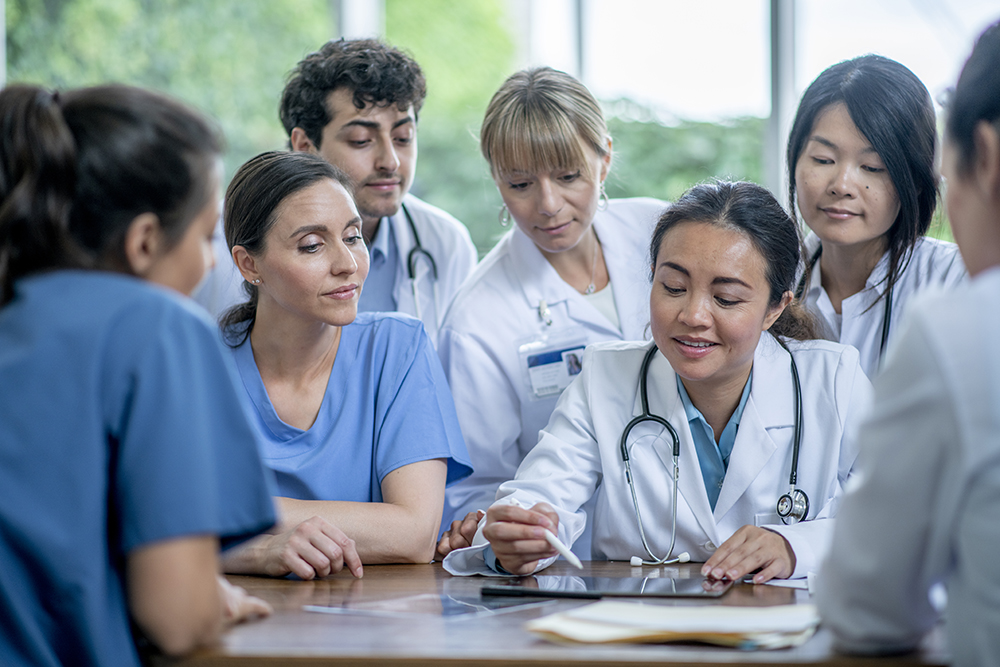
299, 243, 322, 254
559, 171, 582, 183
861, 164, 886, 174
344, 233, 364, 245
810, 156, 833, 165
393, 135, 412, 146
662, 284, 684, 296
714, 296, 741, 307
507, 181, 530, 191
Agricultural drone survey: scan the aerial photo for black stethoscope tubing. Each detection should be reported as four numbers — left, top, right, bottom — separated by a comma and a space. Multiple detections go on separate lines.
402, 203, 438, 282
795, 246, 893, 357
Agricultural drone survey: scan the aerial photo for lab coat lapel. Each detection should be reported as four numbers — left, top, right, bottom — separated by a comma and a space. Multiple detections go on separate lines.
713, 334, 795, 521
600, 215, 651, 341
389, 210, 429, 314
640, 349, 720, 545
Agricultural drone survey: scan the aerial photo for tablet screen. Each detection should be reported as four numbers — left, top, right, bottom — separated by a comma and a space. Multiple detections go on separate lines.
482, 574, 733, 599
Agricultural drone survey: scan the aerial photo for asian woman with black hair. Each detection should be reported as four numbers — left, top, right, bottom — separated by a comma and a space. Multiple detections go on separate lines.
0, 85, 287, 666
788, 55, 966, 377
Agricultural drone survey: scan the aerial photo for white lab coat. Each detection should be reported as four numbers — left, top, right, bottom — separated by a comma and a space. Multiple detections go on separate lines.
438, 198, 667, 546
192, 194, 476, 341
443, 334, 871, 578
818, 267, 1000, 667
799, 234, 966, 378
385, 194, 478, 341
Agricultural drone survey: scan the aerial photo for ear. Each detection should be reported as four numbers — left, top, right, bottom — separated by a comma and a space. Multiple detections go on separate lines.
763, 290, 794, 331
599, 137, 613, 183
123, 213, 165, 278
231, 245, 260, 285
290, 127, 318, 154
972, 120, 1000, 202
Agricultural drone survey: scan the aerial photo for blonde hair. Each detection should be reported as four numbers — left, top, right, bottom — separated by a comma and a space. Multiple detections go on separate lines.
480, 67, 610, 181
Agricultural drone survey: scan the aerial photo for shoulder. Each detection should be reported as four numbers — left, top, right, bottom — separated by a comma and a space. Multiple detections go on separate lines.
781, 336, 864, 374
439, 232, 518, 326
583, 339, 655, 371
903, 236, 967, 286
401, 194, 475, 246
350, 310, 428, 345
604, 197, 669, 226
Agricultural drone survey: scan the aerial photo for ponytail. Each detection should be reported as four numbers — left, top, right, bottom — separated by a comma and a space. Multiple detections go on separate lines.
0, 86, 85, 304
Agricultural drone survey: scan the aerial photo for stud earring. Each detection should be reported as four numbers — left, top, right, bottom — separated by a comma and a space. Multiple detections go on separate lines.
252, 278, 261, 285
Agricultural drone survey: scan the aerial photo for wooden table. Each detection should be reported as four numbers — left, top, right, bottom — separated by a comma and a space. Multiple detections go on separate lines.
166, 562, 949, 666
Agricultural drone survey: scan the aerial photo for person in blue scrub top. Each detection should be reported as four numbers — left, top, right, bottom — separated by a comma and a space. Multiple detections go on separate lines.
0, 84, 286, 667
218, 151, 472, 578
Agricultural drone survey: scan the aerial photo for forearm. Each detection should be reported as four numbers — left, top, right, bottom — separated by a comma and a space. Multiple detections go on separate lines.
276, 496, 440, 563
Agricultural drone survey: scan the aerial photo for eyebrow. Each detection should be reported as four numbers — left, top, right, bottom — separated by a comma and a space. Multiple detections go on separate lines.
340, 116, 414, 132
288, 217, 361, 239
659, 261, 753, 289
809, 135, 878, 155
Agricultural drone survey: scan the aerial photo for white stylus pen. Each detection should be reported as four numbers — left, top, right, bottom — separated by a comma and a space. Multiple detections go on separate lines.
544, 530, 583, 569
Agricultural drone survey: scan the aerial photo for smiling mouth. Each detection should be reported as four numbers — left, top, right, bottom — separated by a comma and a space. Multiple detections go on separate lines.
677, 339, 716, 348
820, 207, 860, 218
538, 221, 573, 234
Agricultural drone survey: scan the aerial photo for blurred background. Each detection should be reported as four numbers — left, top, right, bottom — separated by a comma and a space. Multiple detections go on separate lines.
4, 0, 997, 255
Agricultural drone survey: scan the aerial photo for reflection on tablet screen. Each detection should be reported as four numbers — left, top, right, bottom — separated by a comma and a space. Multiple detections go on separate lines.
482, 574, 732, 599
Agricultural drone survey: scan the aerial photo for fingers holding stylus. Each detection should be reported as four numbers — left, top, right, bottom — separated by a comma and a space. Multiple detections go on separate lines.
484, 503, 561, 575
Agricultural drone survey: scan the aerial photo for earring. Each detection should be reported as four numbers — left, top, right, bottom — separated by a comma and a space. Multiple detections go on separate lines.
598, 184, 609, 212
498, 204, 511, 227
251, 278, 261, 285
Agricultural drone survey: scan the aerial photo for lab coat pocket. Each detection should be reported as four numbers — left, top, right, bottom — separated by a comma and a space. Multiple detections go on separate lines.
754, 511, 782, 527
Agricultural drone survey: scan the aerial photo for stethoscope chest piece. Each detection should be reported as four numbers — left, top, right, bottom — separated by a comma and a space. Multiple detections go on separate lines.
776, 488, 809, 525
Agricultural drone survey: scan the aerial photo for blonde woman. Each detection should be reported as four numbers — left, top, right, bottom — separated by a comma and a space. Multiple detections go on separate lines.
437, 67, 666, 557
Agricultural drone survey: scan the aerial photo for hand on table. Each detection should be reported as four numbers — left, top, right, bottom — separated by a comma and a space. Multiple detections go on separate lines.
435, 509, 484, 559
701, 525, 795, 584
483, 502, 561, 576
217, 576, 271, 626
249, 516, 363, 580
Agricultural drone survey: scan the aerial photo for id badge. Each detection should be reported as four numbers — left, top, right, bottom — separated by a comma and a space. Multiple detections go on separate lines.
518, 330, 588, 400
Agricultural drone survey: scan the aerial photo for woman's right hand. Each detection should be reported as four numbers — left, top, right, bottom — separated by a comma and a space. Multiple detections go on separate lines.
223, 516, 364, 580
217, 576, 272, 626
482, 502, 561, 575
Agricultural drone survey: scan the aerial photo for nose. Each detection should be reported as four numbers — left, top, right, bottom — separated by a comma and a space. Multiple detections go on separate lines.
827, 163, 858, 198
537, 177, 563, 217
677, 292, 712, 329
330, 239, 361, 277
374, 137, 400, 174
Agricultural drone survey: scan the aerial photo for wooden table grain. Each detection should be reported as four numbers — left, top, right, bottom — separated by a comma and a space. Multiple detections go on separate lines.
162, 561, 949, 666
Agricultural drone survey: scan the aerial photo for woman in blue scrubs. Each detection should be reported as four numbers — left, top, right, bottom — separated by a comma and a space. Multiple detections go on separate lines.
219, 151, 471, 577
0, 85, 282, 666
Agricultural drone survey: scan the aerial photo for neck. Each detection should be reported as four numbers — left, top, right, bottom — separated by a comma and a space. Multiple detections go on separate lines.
817, 238, 887, 312
680, 365, 752, 444
540, 226, 608, 294
362, 215, 382, 246
250, 299, 342, 384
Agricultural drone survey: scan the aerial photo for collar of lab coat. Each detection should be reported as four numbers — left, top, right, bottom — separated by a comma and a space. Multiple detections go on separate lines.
507, 210, 647, 339
636, 333, 797, 540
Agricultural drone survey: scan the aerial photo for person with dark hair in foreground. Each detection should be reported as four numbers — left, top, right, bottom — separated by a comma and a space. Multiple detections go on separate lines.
818, 21, 1000, 667
0, 84, 279, 666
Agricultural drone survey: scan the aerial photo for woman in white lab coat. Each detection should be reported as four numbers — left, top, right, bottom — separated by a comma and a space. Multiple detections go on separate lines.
788, 55, 965, 378
436, 67, 665, 551
818, 22, 1000, 666
441, 181, 871, 583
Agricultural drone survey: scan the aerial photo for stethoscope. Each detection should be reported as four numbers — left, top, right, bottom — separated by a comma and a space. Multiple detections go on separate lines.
621, 341, 808, 567
795, 246, 894, 358
400, 203, 440, 325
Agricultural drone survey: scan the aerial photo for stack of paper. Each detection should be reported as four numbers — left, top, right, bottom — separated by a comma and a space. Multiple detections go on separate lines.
526, 601, 819, 649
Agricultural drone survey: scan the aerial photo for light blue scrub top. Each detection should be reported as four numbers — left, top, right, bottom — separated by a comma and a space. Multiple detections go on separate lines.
231, 312, 472, 501
357, 217, 398, 313
677, 372, 753, 511
0, 271, 276, 667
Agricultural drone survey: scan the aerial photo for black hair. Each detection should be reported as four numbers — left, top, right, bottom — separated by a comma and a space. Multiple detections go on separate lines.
279, 38, 427, 149
650, 180, 817, 341
221, 151, 354, 345
0, 84, 221, 305
786, 55, 937, 303
946, 21, 1000, 174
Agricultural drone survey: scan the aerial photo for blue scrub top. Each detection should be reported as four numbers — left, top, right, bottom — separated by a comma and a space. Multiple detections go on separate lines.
0, 271, 276, 667
231, 312, 472, 501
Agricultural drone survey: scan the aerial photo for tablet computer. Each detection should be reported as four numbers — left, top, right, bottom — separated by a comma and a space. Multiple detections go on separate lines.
481, 574, 733, 600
